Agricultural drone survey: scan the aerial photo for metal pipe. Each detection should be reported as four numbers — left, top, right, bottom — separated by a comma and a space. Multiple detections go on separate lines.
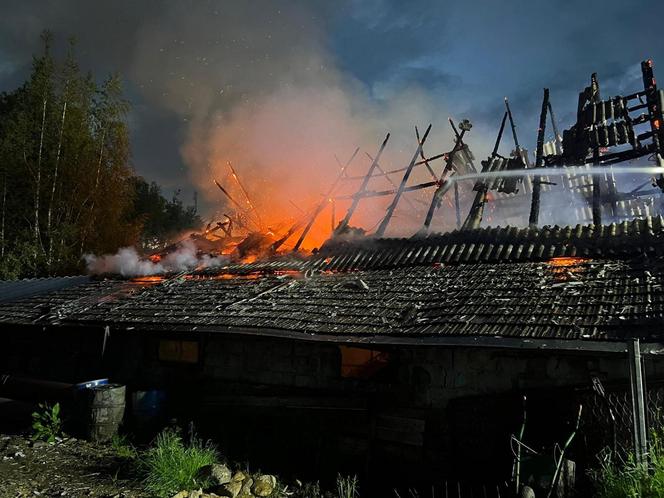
629, 338, 648, 466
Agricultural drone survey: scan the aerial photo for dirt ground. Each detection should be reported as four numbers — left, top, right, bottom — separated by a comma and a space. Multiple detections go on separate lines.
0, 434, 147, 498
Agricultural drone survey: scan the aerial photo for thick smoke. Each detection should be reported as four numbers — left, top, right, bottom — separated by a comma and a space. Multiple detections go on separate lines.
2, 2, 664, 239
84, 240, 228, 277
0, 1, 511, 241
123, 2, 475, 240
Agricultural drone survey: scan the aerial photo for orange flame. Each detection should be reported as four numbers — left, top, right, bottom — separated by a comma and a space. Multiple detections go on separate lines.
548, 256, 589, 267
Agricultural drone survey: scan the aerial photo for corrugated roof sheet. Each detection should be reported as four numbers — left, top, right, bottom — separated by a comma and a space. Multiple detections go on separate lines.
1, 218, 664, 343
0, 276, 90, 304
1, 258, 662, 342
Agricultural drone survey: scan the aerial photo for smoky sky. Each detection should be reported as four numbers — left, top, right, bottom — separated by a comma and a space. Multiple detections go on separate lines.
0, 0, 663, 224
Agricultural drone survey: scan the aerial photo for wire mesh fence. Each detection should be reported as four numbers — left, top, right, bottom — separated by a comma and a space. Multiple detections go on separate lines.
574, 379, 664, 457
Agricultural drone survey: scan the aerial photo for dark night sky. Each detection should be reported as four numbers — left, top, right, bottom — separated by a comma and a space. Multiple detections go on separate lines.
1, 0, 663, 214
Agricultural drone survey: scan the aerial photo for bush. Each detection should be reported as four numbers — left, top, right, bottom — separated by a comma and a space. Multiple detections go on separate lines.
142, 428, 218, 498
31, 402, 62, 443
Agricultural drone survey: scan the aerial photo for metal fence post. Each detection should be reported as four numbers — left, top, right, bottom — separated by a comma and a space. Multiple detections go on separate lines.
628, 338, 648, 464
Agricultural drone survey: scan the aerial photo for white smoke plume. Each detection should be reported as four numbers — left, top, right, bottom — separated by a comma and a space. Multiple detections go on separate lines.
84, 240, 228, 277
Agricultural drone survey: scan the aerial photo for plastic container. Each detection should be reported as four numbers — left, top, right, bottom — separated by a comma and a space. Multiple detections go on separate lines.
75, 378, 109, 390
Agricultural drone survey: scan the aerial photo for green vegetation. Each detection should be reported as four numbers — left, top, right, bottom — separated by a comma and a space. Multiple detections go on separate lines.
590, 433, 664, 497
106, 426, 359, 498
129, 177, 201, 252
142, 428, 217, 498
0, 31, 200, 279
110, 433, 138, 460
294, 481, 323, 498
336, 474, 359, 498
31, 402, 62, 443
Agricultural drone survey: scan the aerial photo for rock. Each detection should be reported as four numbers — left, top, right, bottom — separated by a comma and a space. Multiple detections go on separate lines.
251, 475, 277, 497
211, 464, 233, 485
198, 464, 233, 486
221, 481, 243, 498
188, 490, 204, 498
171, 491, 188, 498
231, 471, 247, 482
32, 441, 47, 449
239, 478, 253, 496
519, 486, 536, 498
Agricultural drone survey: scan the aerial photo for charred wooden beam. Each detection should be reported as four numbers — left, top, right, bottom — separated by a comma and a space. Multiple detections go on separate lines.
335, 180, 438, 201
454, 181, 461, 228
227, 161, 263, 230
336, 134, 390, 234
291, 147, 360, 251
505, 97, 520, 151
590, 73, 603, 226
462, 111, 507, 230
420, 120, 471, 232
365, 152, 420, 210
642, 59, 664, 191
341, 153, 446, 181
415, 125, 439, 181
547, 101, 562, 155
592, 148, 602, 225
528, 88, 550, 227
375, 125, 431, 237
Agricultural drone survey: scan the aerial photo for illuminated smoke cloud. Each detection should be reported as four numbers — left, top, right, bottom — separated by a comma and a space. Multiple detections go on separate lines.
84, 240, 228, 277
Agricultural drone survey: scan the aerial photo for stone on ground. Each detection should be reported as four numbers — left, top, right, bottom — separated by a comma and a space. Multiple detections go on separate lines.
252, 475, 277, 497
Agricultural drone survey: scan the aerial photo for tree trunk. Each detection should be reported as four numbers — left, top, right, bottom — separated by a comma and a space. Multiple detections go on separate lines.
0, 171, 6, 258
47, 100, 67, 271
79, 126, 105, 255
33, 97, 47, 267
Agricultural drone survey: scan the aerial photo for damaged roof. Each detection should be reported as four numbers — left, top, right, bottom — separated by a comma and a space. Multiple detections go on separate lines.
2, 218, 664, 345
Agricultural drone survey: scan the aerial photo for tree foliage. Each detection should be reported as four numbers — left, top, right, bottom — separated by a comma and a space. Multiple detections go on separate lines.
128, 177, 201, 251
0, 32, 200, 278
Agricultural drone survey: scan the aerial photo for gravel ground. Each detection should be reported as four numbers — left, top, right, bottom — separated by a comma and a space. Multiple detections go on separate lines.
0, 434, 147, 498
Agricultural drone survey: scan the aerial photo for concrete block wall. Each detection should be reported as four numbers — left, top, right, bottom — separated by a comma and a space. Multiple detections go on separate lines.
397, 347, 658, 410
202, 335, 342, 389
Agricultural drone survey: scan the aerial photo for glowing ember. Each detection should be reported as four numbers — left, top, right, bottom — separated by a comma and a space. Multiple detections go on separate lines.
548, 257, 589, 267
548, 257, 590, 283
130, 275, 166, 285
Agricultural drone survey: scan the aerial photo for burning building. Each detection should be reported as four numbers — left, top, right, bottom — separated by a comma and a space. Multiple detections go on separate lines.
3, 60, 664, 496
3, 217, 664, 495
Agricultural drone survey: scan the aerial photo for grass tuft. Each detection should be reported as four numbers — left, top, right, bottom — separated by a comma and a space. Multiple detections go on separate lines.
142, 427, 218, 498
590, 432, 664, 497
110, 433, 138, 460
336, 474, 359, 498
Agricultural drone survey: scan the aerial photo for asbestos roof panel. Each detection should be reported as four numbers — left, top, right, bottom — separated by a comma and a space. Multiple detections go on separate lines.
0, 276, 90, 304
312, 216, 664, 271
2, 218, 664, 344
2, 257, 664, 343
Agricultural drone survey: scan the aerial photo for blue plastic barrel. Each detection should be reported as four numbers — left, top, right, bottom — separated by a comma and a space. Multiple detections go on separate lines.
75, 378, 109, 390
